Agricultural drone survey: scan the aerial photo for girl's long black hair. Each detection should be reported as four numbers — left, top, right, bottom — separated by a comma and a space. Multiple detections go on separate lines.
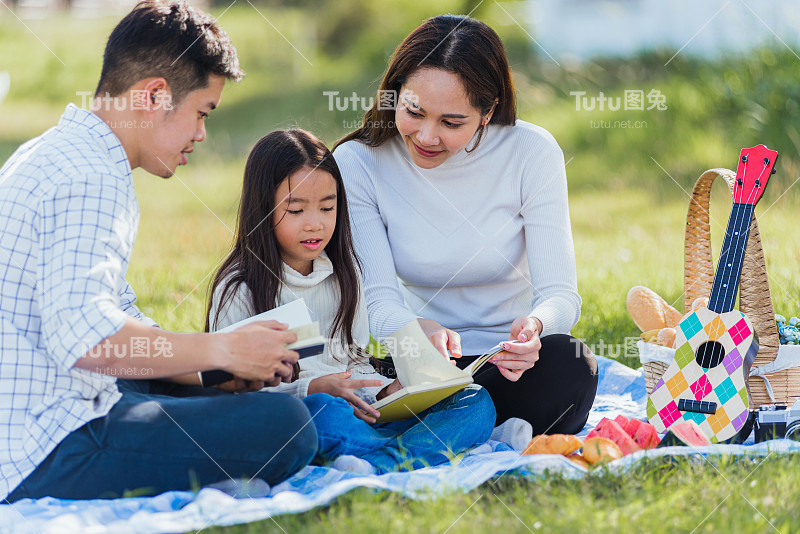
205, 129, 362, 357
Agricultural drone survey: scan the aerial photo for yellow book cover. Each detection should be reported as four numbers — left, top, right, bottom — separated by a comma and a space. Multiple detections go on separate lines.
371, 381, 472, 423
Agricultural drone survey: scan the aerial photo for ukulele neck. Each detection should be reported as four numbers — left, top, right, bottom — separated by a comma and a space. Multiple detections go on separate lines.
708, 202, 755, 314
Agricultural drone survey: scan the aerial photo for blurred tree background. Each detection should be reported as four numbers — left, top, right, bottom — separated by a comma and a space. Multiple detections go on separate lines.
1, 0, 798, 355
2, 0, 799, 198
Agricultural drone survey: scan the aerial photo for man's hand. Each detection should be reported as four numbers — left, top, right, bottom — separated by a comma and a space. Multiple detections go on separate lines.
217, 320, 299, 384
213, 377, 267, 393
308, 371, 385, 423
75, 318, 298, 382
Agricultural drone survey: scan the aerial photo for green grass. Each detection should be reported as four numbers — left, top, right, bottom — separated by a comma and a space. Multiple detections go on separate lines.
202, 455, 800, 533
3, 2, 800, 532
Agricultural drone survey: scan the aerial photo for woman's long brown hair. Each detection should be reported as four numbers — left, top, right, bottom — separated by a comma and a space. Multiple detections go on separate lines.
334, 14, 516, 151
206, 130, 362, 358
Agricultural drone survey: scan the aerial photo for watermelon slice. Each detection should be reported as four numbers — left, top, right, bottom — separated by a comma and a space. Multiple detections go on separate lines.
630, 421, 660, 449
585, 418, 640, 455
614, 415, 630, 429
657, 420, 711, 448
617, 417, 660, 449
623, 417, 642, 437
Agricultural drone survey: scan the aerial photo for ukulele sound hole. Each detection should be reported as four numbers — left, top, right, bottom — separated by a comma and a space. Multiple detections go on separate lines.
695, 341, 726, 369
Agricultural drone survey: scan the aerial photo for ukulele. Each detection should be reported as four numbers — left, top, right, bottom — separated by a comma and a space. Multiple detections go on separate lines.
647, 145, 778, 443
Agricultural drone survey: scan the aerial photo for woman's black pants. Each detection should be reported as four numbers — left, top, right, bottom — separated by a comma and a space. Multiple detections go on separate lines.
457, 334, 598, 435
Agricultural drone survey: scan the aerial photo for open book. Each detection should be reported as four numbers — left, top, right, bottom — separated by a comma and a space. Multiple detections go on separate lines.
201, 299, 325, 387
371, 320, 505, 422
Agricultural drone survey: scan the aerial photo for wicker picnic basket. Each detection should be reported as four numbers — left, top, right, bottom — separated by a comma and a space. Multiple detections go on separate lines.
642, 168, 800, 407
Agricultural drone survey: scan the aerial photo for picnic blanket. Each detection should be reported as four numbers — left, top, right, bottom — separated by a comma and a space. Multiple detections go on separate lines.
3, 355, 799, 534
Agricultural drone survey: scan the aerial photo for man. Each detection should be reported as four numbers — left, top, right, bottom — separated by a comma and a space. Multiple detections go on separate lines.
0, 0, 317, 502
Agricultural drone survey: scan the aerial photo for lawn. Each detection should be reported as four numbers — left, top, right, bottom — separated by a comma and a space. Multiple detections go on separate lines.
2, 1, 800, 532
202, 455, 800, 533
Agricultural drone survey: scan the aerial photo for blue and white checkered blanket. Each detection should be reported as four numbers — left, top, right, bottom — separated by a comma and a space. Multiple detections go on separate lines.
3, 356, 799, 534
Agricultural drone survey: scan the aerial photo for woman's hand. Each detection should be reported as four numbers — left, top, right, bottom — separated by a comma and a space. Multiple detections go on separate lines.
417, 318, 461, 361
490, 316, 543, 382
308, 371, 385, 423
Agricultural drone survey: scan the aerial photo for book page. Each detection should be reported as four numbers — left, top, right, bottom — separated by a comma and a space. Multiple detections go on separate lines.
216, 298, 313, 333
288, 321, 320, 343
386, 320, 468, 387
463, 346, 504, 376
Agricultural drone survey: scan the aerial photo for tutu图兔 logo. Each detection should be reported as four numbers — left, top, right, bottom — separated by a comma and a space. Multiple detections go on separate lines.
570, 89, 667, 111
324, 89, 419, 112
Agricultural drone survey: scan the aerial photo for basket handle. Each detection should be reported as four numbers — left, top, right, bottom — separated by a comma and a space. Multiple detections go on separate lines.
683, 169, 781, 406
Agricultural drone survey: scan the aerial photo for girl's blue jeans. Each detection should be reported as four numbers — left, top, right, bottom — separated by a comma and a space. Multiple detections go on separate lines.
302, 384, 495, 473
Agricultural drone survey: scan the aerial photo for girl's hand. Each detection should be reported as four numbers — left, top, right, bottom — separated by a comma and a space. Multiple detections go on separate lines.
490, 316, 543, 382
308, 371, 385, 423
375, 378, 403, 401
417, 318, 461, 361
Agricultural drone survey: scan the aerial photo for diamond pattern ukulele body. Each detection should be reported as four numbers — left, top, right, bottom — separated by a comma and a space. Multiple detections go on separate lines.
646, 145, 778, 443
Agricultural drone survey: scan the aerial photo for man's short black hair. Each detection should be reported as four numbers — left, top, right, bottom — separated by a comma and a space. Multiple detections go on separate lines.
95, 0, 244, 105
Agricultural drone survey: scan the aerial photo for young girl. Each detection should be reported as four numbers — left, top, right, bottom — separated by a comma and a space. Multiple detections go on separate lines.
206, 129, 495, 474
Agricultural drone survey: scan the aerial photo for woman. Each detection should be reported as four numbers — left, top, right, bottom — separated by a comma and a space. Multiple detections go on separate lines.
333, 15, 597, 435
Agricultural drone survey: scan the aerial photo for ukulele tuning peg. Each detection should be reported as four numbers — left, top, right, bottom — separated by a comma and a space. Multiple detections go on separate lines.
772, 169, 777, 174
764, 157, 770, 165
737, 178, 743, 185
755, 179, 761, 187
741, 155, 748, 163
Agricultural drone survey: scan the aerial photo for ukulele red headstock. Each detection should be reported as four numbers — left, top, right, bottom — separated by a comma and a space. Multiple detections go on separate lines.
733, 145, 777, 206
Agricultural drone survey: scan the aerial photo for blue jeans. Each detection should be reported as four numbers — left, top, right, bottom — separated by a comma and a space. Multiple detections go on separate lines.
7, 379, 318, 501
302, 384, 495, 473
